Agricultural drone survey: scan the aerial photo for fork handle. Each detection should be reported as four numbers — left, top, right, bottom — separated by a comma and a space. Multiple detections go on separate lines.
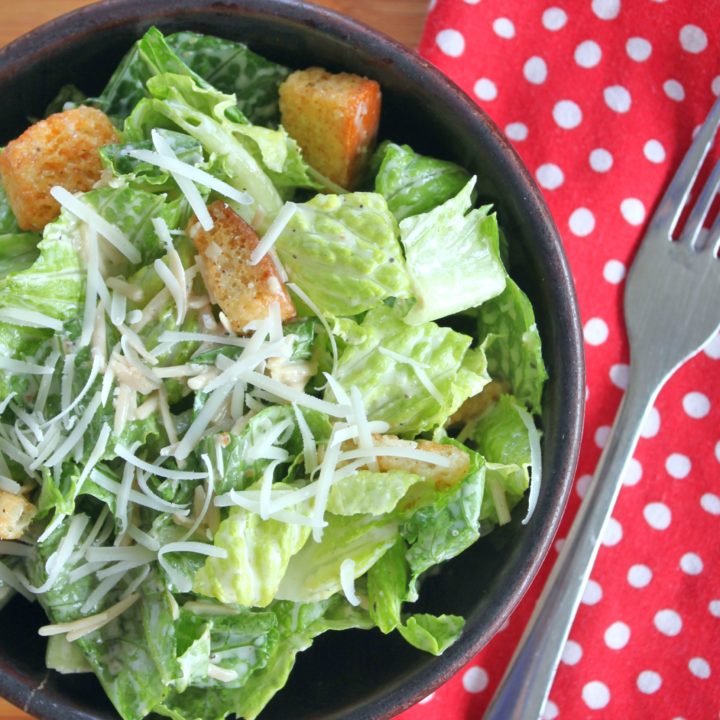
484, 371, 663, 720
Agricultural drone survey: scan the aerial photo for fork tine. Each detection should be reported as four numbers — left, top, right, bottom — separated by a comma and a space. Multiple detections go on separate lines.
680, 159, 720, 248
650, 96, 720, 236
709, 211, 720, 256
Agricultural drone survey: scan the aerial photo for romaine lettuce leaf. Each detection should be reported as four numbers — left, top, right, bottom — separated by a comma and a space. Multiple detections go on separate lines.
472, 394, 532, 525
477, 277, 547, 414
0, 232, 40, 276
327, 469, 423, 516
0, 180, 20, 234
401, 443, 485, 599
276, 513, 399, 603
330, 304, 489, 435
400, 177, 506, 324
397, 613, 465, 655
166, 31, 290, 125
45, 634, 93, 674
193, 483, 311, 606
374, 142, 472, 221
367, 538, 409, 634
275, 192, 412, 317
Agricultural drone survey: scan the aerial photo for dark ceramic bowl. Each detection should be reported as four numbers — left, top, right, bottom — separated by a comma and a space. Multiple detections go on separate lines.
0, 1, 584, 718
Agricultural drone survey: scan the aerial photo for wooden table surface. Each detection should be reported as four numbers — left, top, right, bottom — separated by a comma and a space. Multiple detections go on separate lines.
0, 3, 428, 718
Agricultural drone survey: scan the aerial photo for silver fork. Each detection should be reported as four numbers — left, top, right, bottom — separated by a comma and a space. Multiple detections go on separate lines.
484, 95, 720, 720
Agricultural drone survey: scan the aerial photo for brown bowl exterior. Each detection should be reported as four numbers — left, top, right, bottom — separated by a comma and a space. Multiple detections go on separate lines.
0, 2, 585, 719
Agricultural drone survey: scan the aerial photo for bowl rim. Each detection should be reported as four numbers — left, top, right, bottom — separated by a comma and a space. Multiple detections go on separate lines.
0, 1, 585, 718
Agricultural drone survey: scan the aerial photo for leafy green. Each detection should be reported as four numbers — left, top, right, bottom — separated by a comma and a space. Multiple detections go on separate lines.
275, 192, 411, 317
401, 444, 485, 599
194, 483, 311, 606
367, 538, 409, 633
400, 177, 506, 324
327, 469, 422, 516
398, 614, 465, 655
374, 142, 472, 221
45, 634, 93, 674
0, 233, 40, 276
477, 277, 547, 414
0, 180, 20, 234
276, 513, 399, 603
166, 32, 290, 125
330, 304, 489, 435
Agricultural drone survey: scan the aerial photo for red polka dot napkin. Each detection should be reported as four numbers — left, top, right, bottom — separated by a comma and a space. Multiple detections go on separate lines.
399, 2, 720, 718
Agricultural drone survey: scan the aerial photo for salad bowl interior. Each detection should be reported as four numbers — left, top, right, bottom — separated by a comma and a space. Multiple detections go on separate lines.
0, 1, 584, 719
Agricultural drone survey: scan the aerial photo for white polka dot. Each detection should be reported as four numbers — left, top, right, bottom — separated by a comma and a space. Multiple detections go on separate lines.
716, 441, 720, 463
419, 692, 435, 704
542, 8, 567, 31
590, 148, 613, 173
709, 600, 720, 617
703, 333, 720, 359
605, 621, 630, 649
644, 139, 666, 163
536, 163, 564, 189
626, 37, 652, 61
683, 391, 710, 418
569, 207, 595, 236
498, 618, 510, 632
463, 0, 481, 3
620, 198, 646, 225
594, 425, 611, 448
628, 564, 652, 588
644, 502, 671, 530
603, 517, 622, 546
541, 699, 559, 720
665, 453, 691, 479
608, 363, 629, 388
640, 406, 660, 438
561, 639, 583, 665
428, 0, 437, 9
713, 76, 720, 97
575, 40, 602, 68
576, 473, 591, 498
493, 18, 515, 39
582, 681, 610, 710
553, 100, 582, 129
689, 657, 711, 679
654, 609, 682, 636
680, 24, 708, 54
592, 0, 620, 20
604, 261, 626, 286
473, 78, 498, 101
637, 670, 662, 694
582, 579, 603, 605
505, 122, 528, 141
524, 56, 548, 84
700, 493, 720, 515
622, 457, 642, 486
664, 79, 686, 101
604, 85, 632, 113
554, 538, 565, 553
462, 666, 489, 693
584, 317, 608, 345
436, 29, 466, 57
680, 552, 703, 575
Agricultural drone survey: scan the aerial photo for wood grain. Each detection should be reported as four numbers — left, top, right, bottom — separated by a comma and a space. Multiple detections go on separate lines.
0, 3, 428, 718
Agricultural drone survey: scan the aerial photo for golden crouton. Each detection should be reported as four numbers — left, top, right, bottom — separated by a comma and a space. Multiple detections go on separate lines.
0, 106, 118, 232
0, 490, 36, 540
189, 201, 296, 333
374, 435, 470, 490
279, 67, 381, 189
448, 380, 508, 428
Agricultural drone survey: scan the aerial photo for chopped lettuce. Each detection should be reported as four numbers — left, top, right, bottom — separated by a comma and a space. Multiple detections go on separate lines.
276, 513, 399, 603
0, 181, 21, 234
330, 304, 490, 435
0, 232, 41, 276
327, 469, 423, 516
367, 538, 409, 633
275, 192, 412, 317
477, 277, 547, 414
374, 142, 472, 221
398, 614, 465, 656
193, 483, 311, 606
400, 177, 507, 324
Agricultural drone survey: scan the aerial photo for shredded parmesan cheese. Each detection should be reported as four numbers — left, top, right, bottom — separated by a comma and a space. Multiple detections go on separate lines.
0, 308, 63, 331
339, 558, 361, 606
249, 202, 296, 265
